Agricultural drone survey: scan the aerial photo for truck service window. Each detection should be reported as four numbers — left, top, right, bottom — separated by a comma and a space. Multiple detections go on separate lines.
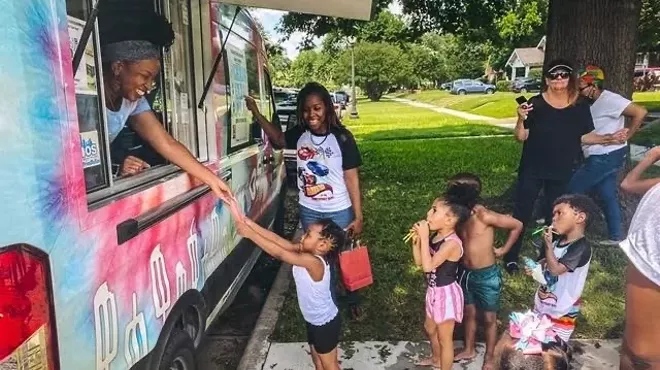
67, 1, 109, 192
66, 0, 203, 201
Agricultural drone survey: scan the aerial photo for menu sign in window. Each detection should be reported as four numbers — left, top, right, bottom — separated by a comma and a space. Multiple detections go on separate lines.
227, 44, 250, 148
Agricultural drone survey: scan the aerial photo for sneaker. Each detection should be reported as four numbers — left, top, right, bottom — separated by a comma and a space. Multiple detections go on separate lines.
600, 239, 623, 246
505, 262, 519, 274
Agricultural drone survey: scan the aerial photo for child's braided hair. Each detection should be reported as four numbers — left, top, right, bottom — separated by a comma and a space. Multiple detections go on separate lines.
314, 219, 348, 264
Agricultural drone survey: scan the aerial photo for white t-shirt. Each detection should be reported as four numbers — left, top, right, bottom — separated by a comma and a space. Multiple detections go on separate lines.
106, 97, 151, 143
583, 90, 631, 157
534, 238, 592, 319
285, 125, 361, 213
619, 183, 660, 287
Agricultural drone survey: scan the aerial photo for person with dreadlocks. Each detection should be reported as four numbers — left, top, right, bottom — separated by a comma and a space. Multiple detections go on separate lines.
246, 82, 365, 320
234, 216, 346, 370
567, 65, 648, 245
95, 2, 232, 201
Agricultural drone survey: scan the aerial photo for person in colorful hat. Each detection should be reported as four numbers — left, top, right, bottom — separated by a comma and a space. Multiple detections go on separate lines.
567, 65, 648, 245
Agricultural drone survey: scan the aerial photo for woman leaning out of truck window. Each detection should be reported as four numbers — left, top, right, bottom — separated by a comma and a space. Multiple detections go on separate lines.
96, 3, 232, 200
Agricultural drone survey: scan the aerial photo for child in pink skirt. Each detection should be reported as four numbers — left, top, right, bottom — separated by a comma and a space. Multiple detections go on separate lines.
411, 189, 470, 369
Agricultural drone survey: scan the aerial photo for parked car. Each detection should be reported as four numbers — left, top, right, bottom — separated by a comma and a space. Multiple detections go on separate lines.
334, 91, 349, 108
512, 77, 542, 93
274, 89, 298, 130
450, 79, 496, 95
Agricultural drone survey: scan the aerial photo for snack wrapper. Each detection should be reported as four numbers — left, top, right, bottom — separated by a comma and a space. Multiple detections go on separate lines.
508, 311, 555, 355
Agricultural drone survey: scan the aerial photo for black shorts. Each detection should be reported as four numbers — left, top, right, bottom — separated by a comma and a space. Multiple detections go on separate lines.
306, 314, 341, 354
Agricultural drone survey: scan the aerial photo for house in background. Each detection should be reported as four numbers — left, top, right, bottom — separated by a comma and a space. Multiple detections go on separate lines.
505, 36, 545, 80
636, 52, 660, 70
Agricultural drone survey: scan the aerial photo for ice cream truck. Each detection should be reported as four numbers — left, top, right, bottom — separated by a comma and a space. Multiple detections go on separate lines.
0, 0, 372, 369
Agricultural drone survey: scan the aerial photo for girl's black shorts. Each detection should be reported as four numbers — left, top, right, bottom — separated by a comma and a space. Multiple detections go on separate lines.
306, 314, 341, 354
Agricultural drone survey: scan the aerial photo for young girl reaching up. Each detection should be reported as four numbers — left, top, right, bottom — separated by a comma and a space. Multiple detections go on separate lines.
411, 192, 470, 369
234, 216, 346, 370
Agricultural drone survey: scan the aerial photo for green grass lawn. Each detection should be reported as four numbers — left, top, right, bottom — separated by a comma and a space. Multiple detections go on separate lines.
272, 99, 627, 342
347, 98, 512, 140
633, 91, 660, 112
394, 89, 660, 118
630, 122, 660, 147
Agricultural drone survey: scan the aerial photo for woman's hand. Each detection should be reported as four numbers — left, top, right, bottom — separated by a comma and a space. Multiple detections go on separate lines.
245, 95, 259, 114
413, 220, 430, 241
612, 128, 629, 144
210, 177, 234, 203
346, 217, 364, 236
517, 103, 533, 120
120, 155, 150, 176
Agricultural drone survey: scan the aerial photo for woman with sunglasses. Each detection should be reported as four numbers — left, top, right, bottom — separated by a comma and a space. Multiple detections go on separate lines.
94, 3, 232, 201
503, 59, 624, 274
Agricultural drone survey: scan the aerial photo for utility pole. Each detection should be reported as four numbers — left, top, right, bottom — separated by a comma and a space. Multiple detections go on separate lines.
350, 40, 359, 119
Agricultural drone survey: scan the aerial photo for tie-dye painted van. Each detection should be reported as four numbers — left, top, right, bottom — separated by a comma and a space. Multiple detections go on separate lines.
0, 1, 286, 369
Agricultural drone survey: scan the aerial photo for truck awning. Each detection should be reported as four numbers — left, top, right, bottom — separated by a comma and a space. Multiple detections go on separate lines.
219, 0, 374, 20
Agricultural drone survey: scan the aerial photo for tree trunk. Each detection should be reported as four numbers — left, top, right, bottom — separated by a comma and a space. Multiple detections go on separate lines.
545, 0, 643, 231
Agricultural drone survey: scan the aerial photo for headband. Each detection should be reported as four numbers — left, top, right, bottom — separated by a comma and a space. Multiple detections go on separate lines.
101, 40, 161, 62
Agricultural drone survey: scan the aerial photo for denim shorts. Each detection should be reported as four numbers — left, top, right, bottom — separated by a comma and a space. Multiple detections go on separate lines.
299, 205, 354, 231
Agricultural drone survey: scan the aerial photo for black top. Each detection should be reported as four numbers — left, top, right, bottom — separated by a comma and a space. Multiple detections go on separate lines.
426, 234, 461, 288
520, 95, 595, 180
556, 237, 591, 272
284, 124, 362, 170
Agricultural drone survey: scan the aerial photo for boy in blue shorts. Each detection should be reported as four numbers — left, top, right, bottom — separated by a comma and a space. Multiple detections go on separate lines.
449, 173, 523, 370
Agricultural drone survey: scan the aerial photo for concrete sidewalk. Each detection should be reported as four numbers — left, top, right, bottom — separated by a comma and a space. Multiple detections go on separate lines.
262, 340, 621, 369
239, 239, 622, 369
389, 97, 516, 129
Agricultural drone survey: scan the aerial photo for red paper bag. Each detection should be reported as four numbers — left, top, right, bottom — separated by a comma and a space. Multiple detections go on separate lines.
338, 239, 373, 291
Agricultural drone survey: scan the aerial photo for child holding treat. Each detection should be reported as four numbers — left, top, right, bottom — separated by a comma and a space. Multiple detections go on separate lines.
526, 194, 598, 342
409, 189, 470, 369
483, 194, 597, 370
233, 215, 346, 370
447, 173, 523, 370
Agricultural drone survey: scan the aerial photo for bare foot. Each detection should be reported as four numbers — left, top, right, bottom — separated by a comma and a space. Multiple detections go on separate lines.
415, 357, 441, 368
482, 358, 495, 370
454, 348, 477, 362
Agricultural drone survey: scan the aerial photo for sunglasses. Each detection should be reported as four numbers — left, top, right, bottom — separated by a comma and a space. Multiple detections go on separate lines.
546, 71, 570, 80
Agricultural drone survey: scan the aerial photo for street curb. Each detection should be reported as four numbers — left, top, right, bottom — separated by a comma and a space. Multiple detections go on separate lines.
237, 227, 302, 370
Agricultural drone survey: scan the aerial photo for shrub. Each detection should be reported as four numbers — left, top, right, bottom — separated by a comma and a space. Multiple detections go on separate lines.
496, 80, 512, 92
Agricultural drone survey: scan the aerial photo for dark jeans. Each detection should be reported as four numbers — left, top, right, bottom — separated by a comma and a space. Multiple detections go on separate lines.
298, 205, 361, 307
504, 174, 569, 265
568, 147, 627, 240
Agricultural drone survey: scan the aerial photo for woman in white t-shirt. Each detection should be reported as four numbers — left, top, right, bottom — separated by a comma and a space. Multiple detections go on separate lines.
246, 82, 365, 319
619, 146, 660, 369
569, 66, 647, 245
95, 4, 232, 201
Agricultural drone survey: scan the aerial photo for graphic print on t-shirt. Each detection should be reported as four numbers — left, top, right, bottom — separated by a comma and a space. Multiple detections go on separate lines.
286, 126, 361, 212
534, 238, 591, 318
297, 144, 335, 200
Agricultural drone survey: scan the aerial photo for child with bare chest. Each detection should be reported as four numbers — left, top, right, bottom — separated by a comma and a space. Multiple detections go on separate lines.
449, 173, 523, 370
